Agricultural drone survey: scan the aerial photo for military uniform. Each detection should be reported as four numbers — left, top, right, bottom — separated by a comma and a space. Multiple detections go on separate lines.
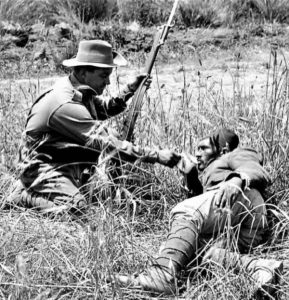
169, 147, 270, 256
11, 74, 159, 213
113, 132, 283, 296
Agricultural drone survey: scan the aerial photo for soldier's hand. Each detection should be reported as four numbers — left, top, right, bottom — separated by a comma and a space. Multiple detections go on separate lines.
213, 177, 243, 209
157, 149, 181, 168
127, 73, 152, 92
177, 152, 198, 175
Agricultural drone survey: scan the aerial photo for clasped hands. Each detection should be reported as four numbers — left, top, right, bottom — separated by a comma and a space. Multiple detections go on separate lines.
157, 150, 198, 171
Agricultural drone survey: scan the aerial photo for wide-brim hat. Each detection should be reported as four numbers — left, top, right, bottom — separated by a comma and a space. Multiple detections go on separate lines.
62, 40, 127, 68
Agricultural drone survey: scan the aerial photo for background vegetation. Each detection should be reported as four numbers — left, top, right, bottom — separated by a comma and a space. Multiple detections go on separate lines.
1, 0, 289, 27
0, 0, 289, 299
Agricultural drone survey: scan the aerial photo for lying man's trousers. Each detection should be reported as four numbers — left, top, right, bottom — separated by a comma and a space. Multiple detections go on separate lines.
170, 186, 268, 254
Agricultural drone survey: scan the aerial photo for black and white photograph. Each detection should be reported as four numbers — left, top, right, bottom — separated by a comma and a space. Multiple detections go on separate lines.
0, 0, 289, 299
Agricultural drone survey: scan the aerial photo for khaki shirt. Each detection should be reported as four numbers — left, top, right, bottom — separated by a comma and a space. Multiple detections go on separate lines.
19, 74, 158, 188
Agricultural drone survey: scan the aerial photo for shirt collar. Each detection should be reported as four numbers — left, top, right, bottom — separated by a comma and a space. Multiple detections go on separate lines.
69, 73, 98, 102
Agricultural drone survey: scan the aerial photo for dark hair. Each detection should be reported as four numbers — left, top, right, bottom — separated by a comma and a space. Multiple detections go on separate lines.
211, 128, 239, 154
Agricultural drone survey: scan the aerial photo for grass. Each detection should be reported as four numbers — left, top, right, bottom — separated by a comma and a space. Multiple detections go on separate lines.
1, 0, 289, 28
1, 41, 289, 299
1, 3, 289, 298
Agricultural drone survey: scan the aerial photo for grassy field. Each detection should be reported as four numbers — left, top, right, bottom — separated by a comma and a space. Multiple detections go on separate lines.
1, 1, 289, 299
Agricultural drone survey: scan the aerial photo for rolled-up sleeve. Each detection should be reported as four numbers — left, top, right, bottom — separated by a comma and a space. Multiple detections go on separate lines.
85, 123, 158, 164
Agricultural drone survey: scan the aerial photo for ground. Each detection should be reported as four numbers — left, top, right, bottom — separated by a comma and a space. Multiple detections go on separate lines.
0, 24, 289, 299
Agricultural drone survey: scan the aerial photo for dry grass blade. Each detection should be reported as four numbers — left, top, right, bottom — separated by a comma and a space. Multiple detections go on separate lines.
1, 2, 289, 298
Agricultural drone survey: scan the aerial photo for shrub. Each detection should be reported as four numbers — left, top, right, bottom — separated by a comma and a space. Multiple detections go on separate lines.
117, 0, 176, 27
179, 0, 229, 28
70, 0, 118, 23
0, 0, 118, 26
0, 0, 57, 25
178, 0, 289, 28
229, 0, 289, 24
250, 0, 289, 23
1, 0, 289, 29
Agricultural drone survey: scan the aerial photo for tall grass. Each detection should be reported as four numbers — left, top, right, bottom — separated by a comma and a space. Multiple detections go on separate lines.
179, 0, 228, 27
0, 0, 60, 26
262, 45, 289, 194
1, 42, 289, 299
1, 0, 289, 28
250, 0, 289, 23
0, 0, 173, 27
0, 0, 117, 26
179, 0, 289, 27
117, 0, 176, 26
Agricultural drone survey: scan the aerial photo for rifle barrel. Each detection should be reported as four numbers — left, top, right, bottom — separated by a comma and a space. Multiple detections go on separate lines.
167, 0, 179, 26
122, 0, 180, 141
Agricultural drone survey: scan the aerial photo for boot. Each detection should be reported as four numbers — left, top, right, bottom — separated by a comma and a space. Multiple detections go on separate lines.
6, 180, 86, 215
112, 217, 199, 295
247, 258, 283, 299
112, 266, 177, 295
202, 247, 283, 298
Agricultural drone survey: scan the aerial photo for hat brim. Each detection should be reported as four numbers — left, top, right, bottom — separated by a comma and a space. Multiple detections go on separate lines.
62, 51, 127, 68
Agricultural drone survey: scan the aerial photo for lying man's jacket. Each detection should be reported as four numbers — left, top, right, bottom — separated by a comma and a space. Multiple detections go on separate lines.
186, 148, 271, 196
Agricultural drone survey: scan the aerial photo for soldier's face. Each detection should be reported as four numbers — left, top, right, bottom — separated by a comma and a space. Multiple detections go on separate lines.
195, 138, 216, 171
83, 68, 113, 95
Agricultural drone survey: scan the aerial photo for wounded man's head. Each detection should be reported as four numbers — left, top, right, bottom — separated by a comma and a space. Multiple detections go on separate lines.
196, 128, 239, 171
210, 128, 239, 155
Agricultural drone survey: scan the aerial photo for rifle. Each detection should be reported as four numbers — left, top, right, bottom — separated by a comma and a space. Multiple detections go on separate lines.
122, 0, 179, 142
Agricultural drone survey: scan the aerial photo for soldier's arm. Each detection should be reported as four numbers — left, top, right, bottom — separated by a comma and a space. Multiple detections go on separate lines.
91, 74, 148, 120
48, 102, 179, 167
92, 85, 134, 120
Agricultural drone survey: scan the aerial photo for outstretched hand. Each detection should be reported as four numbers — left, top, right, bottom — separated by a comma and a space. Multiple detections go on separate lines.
177, 152, 198, 174
213, 177, 243, 210
157, 149, 181, 168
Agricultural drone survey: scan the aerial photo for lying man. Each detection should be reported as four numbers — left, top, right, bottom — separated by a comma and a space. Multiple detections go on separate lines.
8, 40, 180, 214
114, 128, 283, 296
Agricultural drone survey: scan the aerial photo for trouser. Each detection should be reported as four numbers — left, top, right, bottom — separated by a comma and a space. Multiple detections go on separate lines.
7, 163, 88, 214
173, 187, 267, 252
156, 186, 268, 274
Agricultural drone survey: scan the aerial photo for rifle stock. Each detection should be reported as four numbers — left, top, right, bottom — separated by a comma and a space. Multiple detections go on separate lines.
122, 0, 179, 142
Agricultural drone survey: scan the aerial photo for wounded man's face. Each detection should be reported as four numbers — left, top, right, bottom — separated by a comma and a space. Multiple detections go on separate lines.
195, 137, 217, 171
